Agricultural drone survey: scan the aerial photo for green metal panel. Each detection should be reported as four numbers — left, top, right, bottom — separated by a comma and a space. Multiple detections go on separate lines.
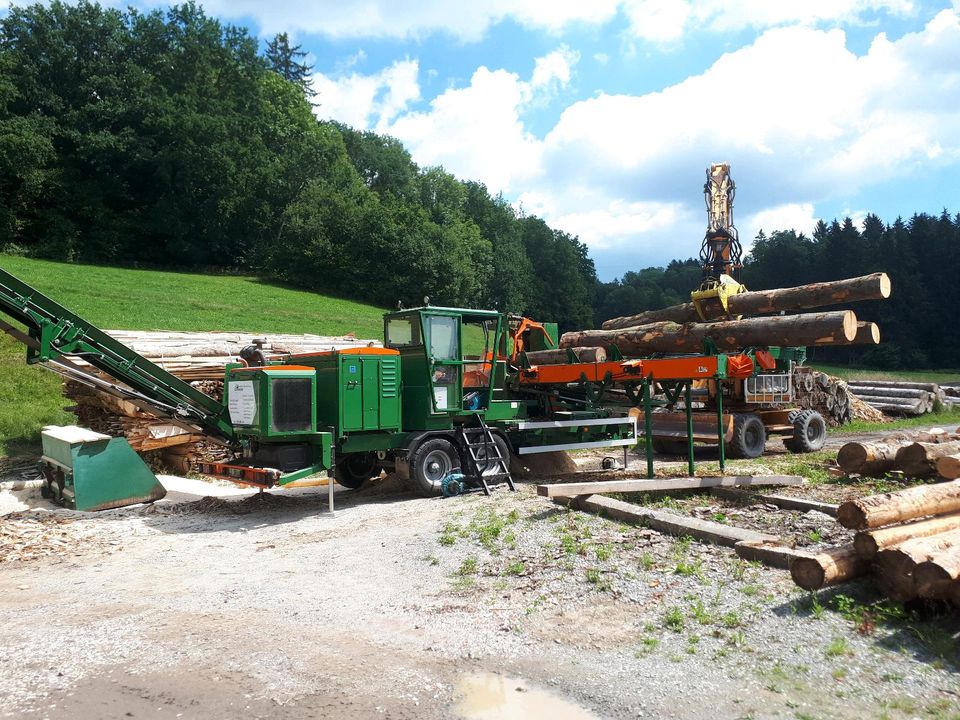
40, 428, 165, 511
378, 356, 400, 428
362, 359, 379, 428
341, 355, 363, 431
224, 367, 316, 440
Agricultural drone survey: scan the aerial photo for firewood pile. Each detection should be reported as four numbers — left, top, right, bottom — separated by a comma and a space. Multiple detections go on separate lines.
790, 481, 960, 608
837, 428, 960, 478
62, 329, 379, 473
560, 273, 890, 363
791, 368, 886, 425
847, 380, 952, 416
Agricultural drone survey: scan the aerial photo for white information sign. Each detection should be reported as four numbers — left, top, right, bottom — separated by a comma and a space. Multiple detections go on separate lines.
227, 380, 257, 425
433, 385, 448, 409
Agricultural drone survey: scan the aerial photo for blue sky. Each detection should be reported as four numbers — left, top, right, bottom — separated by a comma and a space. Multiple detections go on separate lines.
11, 0, 959, 280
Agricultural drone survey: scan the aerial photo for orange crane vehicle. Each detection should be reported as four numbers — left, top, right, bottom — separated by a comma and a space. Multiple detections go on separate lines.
643, 163, 828, 459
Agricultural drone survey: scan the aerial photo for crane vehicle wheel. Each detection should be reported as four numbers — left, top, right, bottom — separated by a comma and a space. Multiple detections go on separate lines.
409, 438, 461, 496
726, 413, 766, 459
471, 433, 511, 477
784, 410, 827, 453
334, 452, 381, 489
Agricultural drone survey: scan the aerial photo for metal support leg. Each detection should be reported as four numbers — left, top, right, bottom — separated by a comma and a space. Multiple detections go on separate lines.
643, 375, 654, 479
685, 382, 695, 476
623, 443, 629, 471
327, 469, 335, 514
716, 384, 725, 474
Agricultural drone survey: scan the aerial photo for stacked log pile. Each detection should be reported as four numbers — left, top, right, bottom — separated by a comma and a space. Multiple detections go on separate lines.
792, 481, 960, 607
847, 380, 948, 416
563, 273, 889, 359
837, 428, 960, 478
791, 367, 886, 425
61, 329, 379, 472
557, 273, 890, 426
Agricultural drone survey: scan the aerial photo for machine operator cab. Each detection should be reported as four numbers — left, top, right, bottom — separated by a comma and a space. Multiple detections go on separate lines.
384, 307, 506, 426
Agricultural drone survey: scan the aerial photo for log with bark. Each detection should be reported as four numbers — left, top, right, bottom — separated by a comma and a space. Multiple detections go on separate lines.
913, 543, 960, 597
936, 454, 960, 480
853, 512, 960, 558
560, 311, 858, 355
524, 347, 607, 365
602, 273, 890, 329
837, 480, 960, 530
850, 322, 881, 345
837, 438, 915, 476
873, 529, 960, 601
895, 441, 960, 477
790, 544, 868, 591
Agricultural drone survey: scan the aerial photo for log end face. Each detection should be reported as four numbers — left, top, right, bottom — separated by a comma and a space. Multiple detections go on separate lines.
841, 310, 858, 342
836, 444, 868, 473
878, 272, 892, 299
790, 556, 827, 591
837, 501, 868, 530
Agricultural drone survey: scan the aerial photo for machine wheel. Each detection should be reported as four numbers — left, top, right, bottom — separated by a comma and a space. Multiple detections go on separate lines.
470, 433, 511, 477
334, 452, 381, 489
726, 413, 767, 459
784, 410, 827, 453
409, 438, 461, 496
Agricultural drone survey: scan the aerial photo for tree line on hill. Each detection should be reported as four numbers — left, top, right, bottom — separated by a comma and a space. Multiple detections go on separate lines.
595, 212, 960, 369
0, 1, 596, 329
1, 2, 952, 368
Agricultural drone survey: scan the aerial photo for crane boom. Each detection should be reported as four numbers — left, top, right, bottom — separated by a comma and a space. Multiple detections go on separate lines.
0, 268, 236, 442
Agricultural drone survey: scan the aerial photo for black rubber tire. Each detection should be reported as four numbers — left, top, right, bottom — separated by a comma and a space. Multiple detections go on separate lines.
334, 452, 381, 489
469, 433, 511, 477
409, 437, 461, 496
784, 410, 827, 453
726, 413, 767, 459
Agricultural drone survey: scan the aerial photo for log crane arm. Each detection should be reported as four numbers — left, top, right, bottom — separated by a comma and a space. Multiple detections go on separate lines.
0, 268, 236, 444
692, 162, 746, 319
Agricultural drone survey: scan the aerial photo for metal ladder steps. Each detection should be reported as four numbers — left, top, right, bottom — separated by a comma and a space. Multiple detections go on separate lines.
460, 425, 515, 494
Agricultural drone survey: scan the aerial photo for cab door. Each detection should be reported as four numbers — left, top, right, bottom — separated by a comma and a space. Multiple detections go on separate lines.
424, 313, 461, 413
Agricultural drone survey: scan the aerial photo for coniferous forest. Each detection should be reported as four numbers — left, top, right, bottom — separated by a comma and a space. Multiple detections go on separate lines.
1, 2, 955, 368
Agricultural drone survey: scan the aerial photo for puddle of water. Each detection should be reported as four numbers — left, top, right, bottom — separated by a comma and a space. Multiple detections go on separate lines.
454, 672, 599, 720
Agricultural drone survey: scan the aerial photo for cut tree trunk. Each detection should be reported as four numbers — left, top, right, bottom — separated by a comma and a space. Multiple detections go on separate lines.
936, 454, 960, 480
561, 311, 857, 355
524, 347, 607, 365
601, 273, 890, 329
873, 529, 960, 601
866, 400, 926, 416
895, 441, 960, 476
847, 380, 941, 393
836, 439, 914, 476
913, 545, 960, 598
850, 322, 881, 345
850, 387, 930, 400
853, 512, 960, 558
790, 544, 868, 591
837, 480, 960, 530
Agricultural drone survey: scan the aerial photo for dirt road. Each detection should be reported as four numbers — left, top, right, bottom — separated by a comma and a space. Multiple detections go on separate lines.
1, 467, 958, 719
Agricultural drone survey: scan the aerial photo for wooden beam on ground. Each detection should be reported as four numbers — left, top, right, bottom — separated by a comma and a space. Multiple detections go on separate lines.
734, 540, 804, 569
555, 493, 777, 547
710, 486, 839, 517
536, 474, 802, 499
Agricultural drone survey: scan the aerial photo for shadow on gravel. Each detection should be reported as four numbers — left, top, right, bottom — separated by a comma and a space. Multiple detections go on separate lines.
773, 581, 960, 672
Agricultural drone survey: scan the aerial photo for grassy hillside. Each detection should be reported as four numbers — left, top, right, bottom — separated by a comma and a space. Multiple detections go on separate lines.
0, 255, 386, 456
811, 363, 959, 384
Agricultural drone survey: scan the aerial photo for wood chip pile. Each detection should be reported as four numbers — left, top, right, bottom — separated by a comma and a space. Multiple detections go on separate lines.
62, 329, 379, 472
790, 480, 960, 608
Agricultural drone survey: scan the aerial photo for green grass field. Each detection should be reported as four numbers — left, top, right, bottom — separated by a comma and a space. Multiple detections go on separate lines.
0, 255, 386, 456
